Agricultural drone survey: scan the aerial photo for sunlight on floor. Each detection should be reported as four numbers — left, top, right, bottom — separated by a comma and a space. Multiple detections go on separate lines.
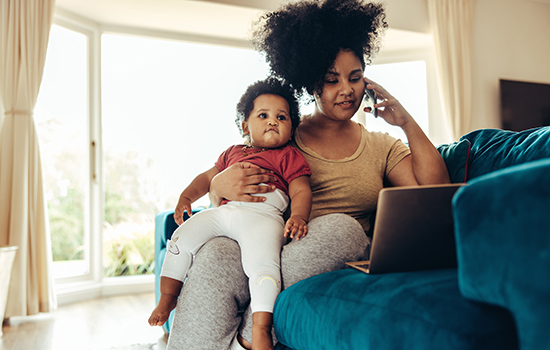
0, 293, 165, 350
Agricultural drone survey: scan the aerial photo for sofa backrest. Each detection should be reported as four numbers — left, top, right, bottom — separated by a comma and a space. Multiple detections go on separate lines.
460, 126, 550, 181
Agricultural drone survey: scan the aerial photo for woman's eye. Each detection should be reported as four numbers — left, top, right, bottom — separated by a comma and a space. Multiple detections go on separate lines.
324, 80, 338, 85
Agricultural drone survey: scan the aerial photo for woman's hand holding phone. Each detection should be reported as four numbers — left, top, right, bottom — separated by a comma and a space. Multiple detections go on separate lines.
363, 85, 378, 117
363, 77, 414, 129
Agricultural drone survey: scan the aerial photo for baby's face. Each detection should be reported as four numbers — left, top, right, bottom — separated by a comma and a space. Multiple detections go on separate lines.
241, 94, 293, 149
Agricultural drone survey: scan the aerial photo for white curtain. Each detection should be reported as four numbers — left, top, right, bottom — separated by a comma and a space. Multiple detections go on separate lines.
0, 0, 57, 317
427, 0, 475, 141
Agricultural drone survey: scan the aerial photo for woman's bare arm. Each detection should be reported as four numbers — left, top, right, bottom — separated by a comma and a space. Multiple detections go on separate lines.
365, 78, 450, 186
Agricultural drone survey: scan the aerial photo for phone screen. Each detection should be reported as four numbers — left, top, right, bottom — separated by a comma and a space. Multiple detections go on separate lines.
364, 87, 378, 118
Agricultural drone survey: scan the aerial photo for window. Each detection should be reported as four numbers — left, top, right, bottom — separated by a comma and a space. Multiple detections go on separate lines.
35, 24, 90, 280
101, 34, 270, 277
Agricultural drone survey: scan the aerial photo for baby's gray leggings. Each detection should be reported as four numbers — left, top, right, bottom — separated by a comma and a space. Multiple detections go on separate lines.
166, 213, 368, 350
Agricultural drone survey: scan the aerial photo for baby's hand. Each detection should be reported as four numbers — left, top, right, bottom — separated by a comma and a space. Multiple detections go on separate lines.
284, 216, 308, 241
174, 194, 193, 225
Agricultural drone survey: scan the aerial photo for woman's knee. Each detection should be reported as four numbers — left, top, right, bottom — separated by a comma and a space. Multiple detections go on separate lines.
189, 237, 247, 282
280, 213, 368, 288
307, 213, 368, 257
183, 238, 248, 303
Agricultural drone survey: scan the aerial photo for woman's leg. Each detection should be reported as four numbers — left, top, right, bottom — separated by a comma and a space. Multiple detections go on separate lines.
166, 213, 367, 349
239, 213, 368, 343
281, 213, 368, 287
166, 237, 250, 350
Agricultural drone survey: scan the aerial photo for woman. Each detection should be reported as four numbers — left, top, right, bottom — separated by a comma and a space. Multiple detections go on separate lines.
166, 1, 449, 349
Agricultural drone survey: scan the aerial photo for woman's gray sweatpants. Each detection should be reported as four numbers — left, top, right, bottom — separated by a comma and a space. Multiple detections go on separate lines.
165, 213, 368, 350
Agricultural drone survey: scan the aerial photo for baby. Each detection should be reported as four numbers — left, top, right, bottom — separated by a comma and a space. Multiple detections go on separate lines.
148, 77, 312, 350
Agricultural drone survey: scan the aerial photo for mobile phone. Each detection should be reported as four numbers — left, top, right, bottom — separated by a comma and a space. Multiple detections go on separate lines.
364, 87, 378, 117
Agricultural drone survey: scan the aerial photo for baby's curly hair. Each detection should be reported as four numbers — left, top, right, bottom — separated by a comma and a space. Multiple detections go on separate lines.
251, 0, 387, 97
235, 77, 301, 137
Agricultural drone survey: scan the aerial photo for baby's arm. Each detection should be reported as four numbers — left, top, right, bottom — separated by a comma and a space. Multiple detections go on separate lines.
284, 175, 312, 240
174, 166, 220, 225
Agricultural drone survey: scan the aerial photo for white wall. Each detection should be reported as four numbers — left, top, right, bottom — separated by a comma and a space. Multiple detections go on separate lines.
383, 0, 550, 133
472, 0, 550, 130
384, 0, 431, 34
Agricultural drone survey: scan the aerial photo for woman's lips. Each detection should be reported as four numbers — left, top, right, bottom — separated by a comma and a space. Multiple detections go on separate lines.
337, 100, 355, 109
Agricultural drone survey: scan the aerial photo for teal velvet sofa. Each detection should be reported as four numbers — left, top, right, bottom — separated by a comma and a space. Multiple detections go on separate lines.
155, 126, 550, 349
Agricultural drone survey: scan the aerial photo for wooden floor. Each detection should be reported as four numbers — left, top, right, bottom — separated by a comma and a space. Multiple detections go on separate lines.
0, 293, 166, 350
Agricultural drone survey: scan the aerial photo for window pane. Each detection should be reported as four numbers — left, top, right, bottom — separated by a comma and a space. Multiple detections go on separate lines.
101, 35, 269, 277
35, 25, 89, 279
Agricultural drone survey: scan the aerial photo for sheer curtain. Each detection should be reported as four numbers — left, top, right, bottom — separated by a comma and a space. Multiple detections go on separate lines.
427, 0, 475, 141
0, 0, 56, 317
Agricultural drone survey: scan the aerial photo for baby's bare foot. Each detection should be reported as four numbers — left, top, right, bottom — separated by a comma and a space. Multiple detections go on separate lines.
252, 324, 273, 350
148, 294, 178, 326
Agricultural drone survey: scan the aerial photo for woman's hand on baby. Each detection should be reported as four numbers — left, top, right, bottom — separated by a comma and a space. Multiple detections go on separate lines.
284, 215, 308, 240
210, 162, 278, 204
174, 194, 193, 225
363, 77, 414, 129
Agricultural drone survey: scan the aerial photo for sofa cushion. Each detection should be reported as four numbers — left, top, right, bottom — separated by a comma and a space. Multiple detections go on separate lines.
453, 158, 550, 350
460, 126, 550, 180
437, 139, 471, 183
274, 268, 517, 350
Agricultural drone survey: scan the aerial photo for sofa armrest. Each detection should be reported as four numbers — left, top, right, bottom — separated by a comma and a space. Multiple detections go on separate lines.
453, 158, 550, 350
154, 210, 179, 275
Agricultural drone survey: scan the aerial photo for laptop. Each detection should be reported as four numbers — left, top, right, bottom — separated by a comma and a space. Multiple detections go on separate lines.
346, 183, 464, 274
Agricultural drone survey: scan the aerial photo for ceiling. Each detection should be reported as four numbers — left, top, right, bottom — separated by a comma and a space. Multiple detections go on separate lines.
54, 0, 432, 52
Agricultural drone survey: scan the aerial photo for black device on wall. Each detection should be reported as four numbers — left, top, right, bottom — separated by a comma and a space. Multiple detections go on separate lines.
500, 79, 550, 132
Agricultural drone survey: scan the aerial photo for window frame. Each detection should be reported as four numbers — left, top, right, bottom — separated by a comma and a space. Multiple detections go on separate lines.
50, 10, 105, 301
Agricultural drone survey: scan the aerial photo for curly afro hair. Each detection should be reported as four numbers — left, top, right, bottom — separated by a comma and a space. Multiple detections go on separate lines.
235, 77, 301, 137
251, 0, 387, 97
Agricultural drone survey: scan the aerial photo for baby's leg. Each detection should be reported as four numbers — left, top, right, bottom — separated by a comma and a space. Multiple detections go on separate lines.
239, 213, 368, 344
149, 277, 183, 326
231, 207, 286, 350
149, 209, 224, 327
251, 312, 273, 350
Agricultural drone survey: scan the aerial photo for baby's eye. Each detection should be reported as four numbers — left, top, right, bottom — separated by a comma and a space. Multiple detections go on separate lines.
277, 115, 287, 121
258, 113, 268, 119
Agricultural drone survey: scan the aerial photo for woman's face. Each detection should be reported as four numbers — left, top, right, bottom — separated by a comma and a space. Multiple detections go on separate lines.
314, 49, 365, 122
